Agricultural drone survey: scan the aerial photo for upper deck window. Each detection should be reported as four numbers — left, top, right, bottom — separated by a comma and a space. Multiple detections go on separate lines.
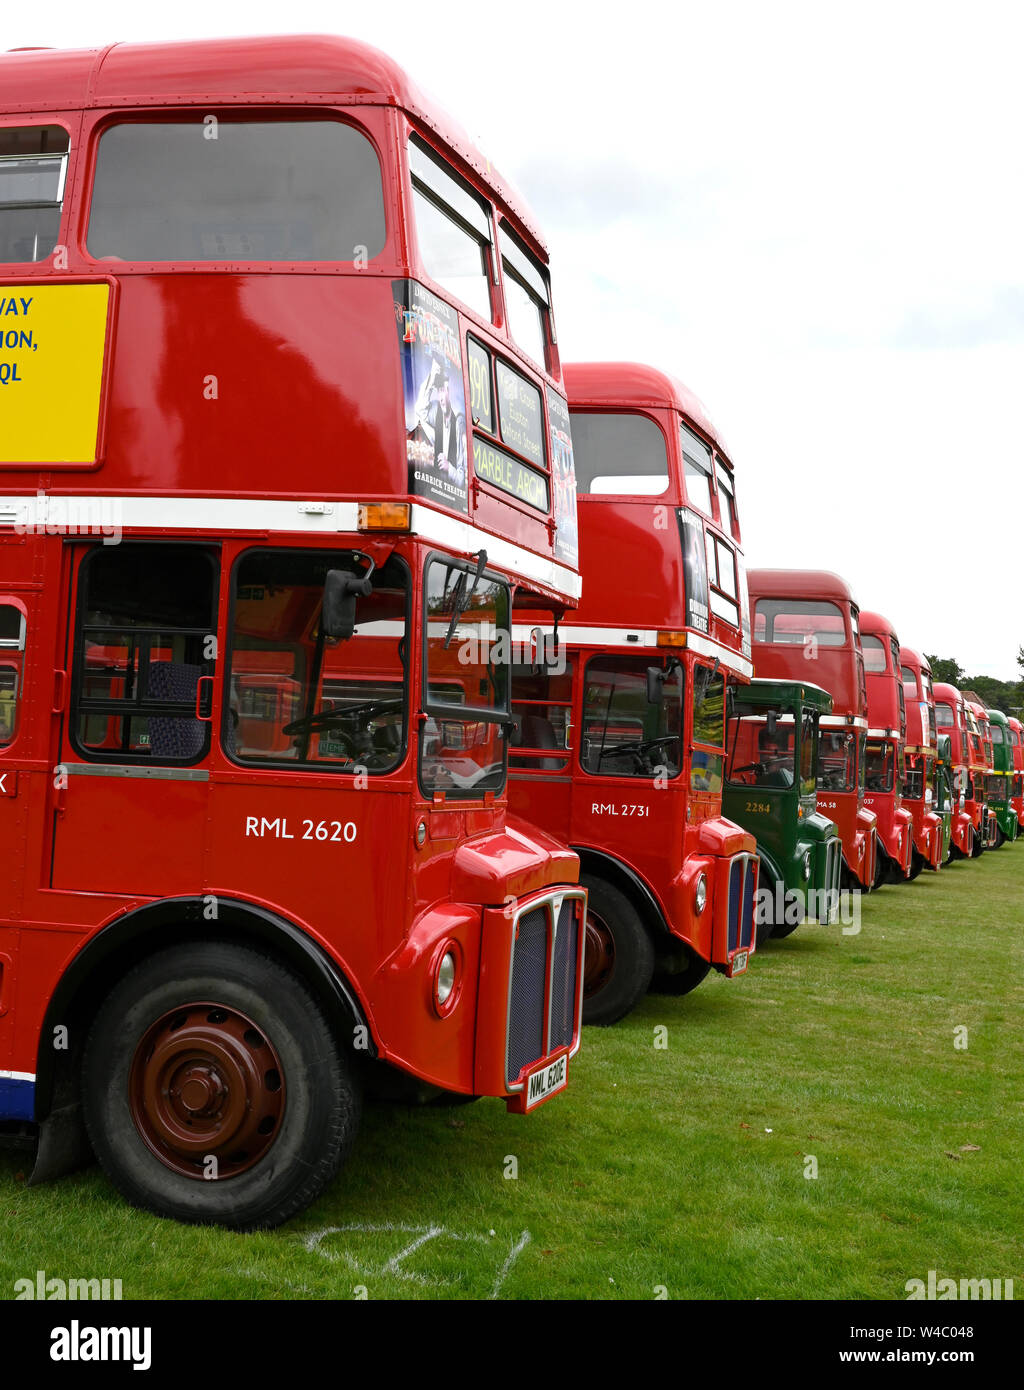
861, 634, 887, 673
716, 462, 737, 537
753, 598, 848, 647
935, 703, 954, 728
498, 221, 550, 369
88, 121, 385, 263
409, 135, 492, 323
569, 411, 668, 495
991, 722, 1003, 744
0, 126, 68, 264
680, 423, 714, 516
705, 532, 739, 627
901, 664, 918, 695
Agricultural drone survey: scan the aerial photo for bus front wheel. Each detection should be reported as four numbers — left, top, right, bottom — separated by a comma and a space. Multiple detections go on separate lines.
581, 876, 655, 1026
82, 940, 360, 1230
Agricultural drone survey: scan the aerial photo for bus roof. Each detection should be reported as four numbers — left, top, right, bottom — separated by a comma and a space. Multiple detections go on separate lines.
0, 34, 548, 255
987, 708, 1009, 726
563, 361, 731, 466
932, 681, 963, 705
860, 611, 899, 643
747, 568, 857, 606
899, 646, 929, 674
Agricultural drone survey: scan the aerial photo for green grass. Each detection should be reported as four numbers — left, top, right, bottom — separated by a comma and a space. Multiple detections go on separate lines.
2, 847, 1022, 1300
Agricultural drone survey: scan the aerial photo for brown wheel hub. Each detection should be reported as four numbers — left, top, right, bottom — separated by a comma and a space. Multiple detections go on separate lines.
583, 910, 615, 999
129, 1003, 286, 1180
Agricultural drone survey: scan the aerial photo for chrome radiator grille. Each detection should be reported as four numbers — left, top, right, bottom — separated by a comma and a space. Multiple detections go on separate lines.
506, 892, 585, 1089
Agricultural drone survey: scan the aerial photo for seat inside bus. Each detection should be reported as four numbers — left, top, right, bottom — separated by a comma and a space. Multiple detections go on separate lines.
511, 713, 563, 770
147, 661, 205, 761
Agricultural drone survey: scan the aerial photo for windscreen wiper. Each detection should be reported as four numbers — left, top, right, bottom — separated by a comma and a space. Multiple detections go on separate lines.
443, 549, 488, 649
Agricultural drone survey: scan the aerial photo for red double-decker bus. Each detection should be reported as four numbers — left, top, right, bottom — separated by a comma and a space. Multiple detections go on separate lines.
859, 611, 913, 882
747, 570, 878, 890
0, 35, 588, 1229
899, 646, 946, 872
933, 682, 984, 858
507, 362, 758, 1025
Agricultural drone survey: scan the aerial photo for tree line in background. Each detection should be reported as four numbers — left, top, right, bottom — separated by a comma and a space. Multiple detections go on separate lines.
925, 647, 1024, 715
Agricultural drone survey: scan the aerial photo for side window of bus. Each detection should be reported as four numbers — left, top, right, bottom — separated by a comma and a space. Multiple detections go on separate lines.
568, 411, 668, 496
498, 221, 550, 369
716, 462, 738, 538
409, 135, 493, 323
705, 531, 739, 627
72, 545, 218, 764
88, 121, 386, 263
0, 600, 28, 746
0, 125, 68, 264
510, 661, 574, 771
681, 423, 714, 516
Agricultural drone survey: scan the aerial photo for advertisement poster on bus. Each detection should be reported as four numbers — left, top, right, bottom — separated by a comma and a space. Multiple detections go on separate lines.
677, 508, 710, 634
547, 389, 579, 566
394, 279, 469, 515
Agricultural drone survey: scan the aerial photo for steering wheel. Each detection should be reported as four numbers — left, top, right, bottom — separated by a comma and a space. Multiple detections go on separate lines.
731, 761, 765, 777
282, 697, 403, 738
599, 735, 677, 760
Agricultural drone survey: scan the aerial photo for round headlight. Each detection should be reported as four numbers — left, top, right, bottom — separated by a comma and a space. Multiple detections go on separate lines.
695, 874, 707, 914
802, 852, 812, 881
436, 951, 457, 1007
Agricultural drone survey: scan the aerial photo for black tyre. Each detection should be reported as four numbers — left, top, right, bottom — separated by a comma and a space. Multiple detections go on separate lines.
650, 944, 712, 996
581, 875, 655, 1026
82, 940, 360, 1230
872, 837, 889, 889
971, 826, 985, 858
906, 848, 925, 880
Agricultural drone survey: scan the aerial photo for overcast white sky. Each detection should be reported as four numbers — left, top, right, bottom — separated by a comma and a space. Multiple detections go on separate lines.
10, 1, 1023, 679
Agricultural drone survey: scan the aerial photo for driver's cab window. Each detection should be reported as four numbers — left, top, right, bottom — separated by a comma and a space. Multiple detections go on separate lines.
0, 600, 27, 746
580, 655, 683, 779
726, 708, 797, 791
227, 549, 409, 772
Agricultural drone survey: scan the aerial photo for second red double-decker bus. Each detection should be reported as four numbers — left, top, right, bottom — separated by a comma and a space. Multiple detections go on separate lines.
859, 611, 914, 883
508, 362, 758, 1024
899, 646, 947, 871
747, 569, 878, 890
0, 34, 588, 1228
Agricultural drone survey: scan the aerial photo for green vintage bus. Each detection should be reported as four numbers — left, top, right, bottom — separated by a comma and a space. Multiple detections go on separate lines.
724, 679, 842, 946
986, 709, 1020, 846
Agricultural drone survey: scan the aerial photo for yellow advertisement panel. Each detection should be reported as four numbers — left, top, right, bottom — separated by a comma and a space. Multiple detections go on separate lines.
0, 283, 110, 465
